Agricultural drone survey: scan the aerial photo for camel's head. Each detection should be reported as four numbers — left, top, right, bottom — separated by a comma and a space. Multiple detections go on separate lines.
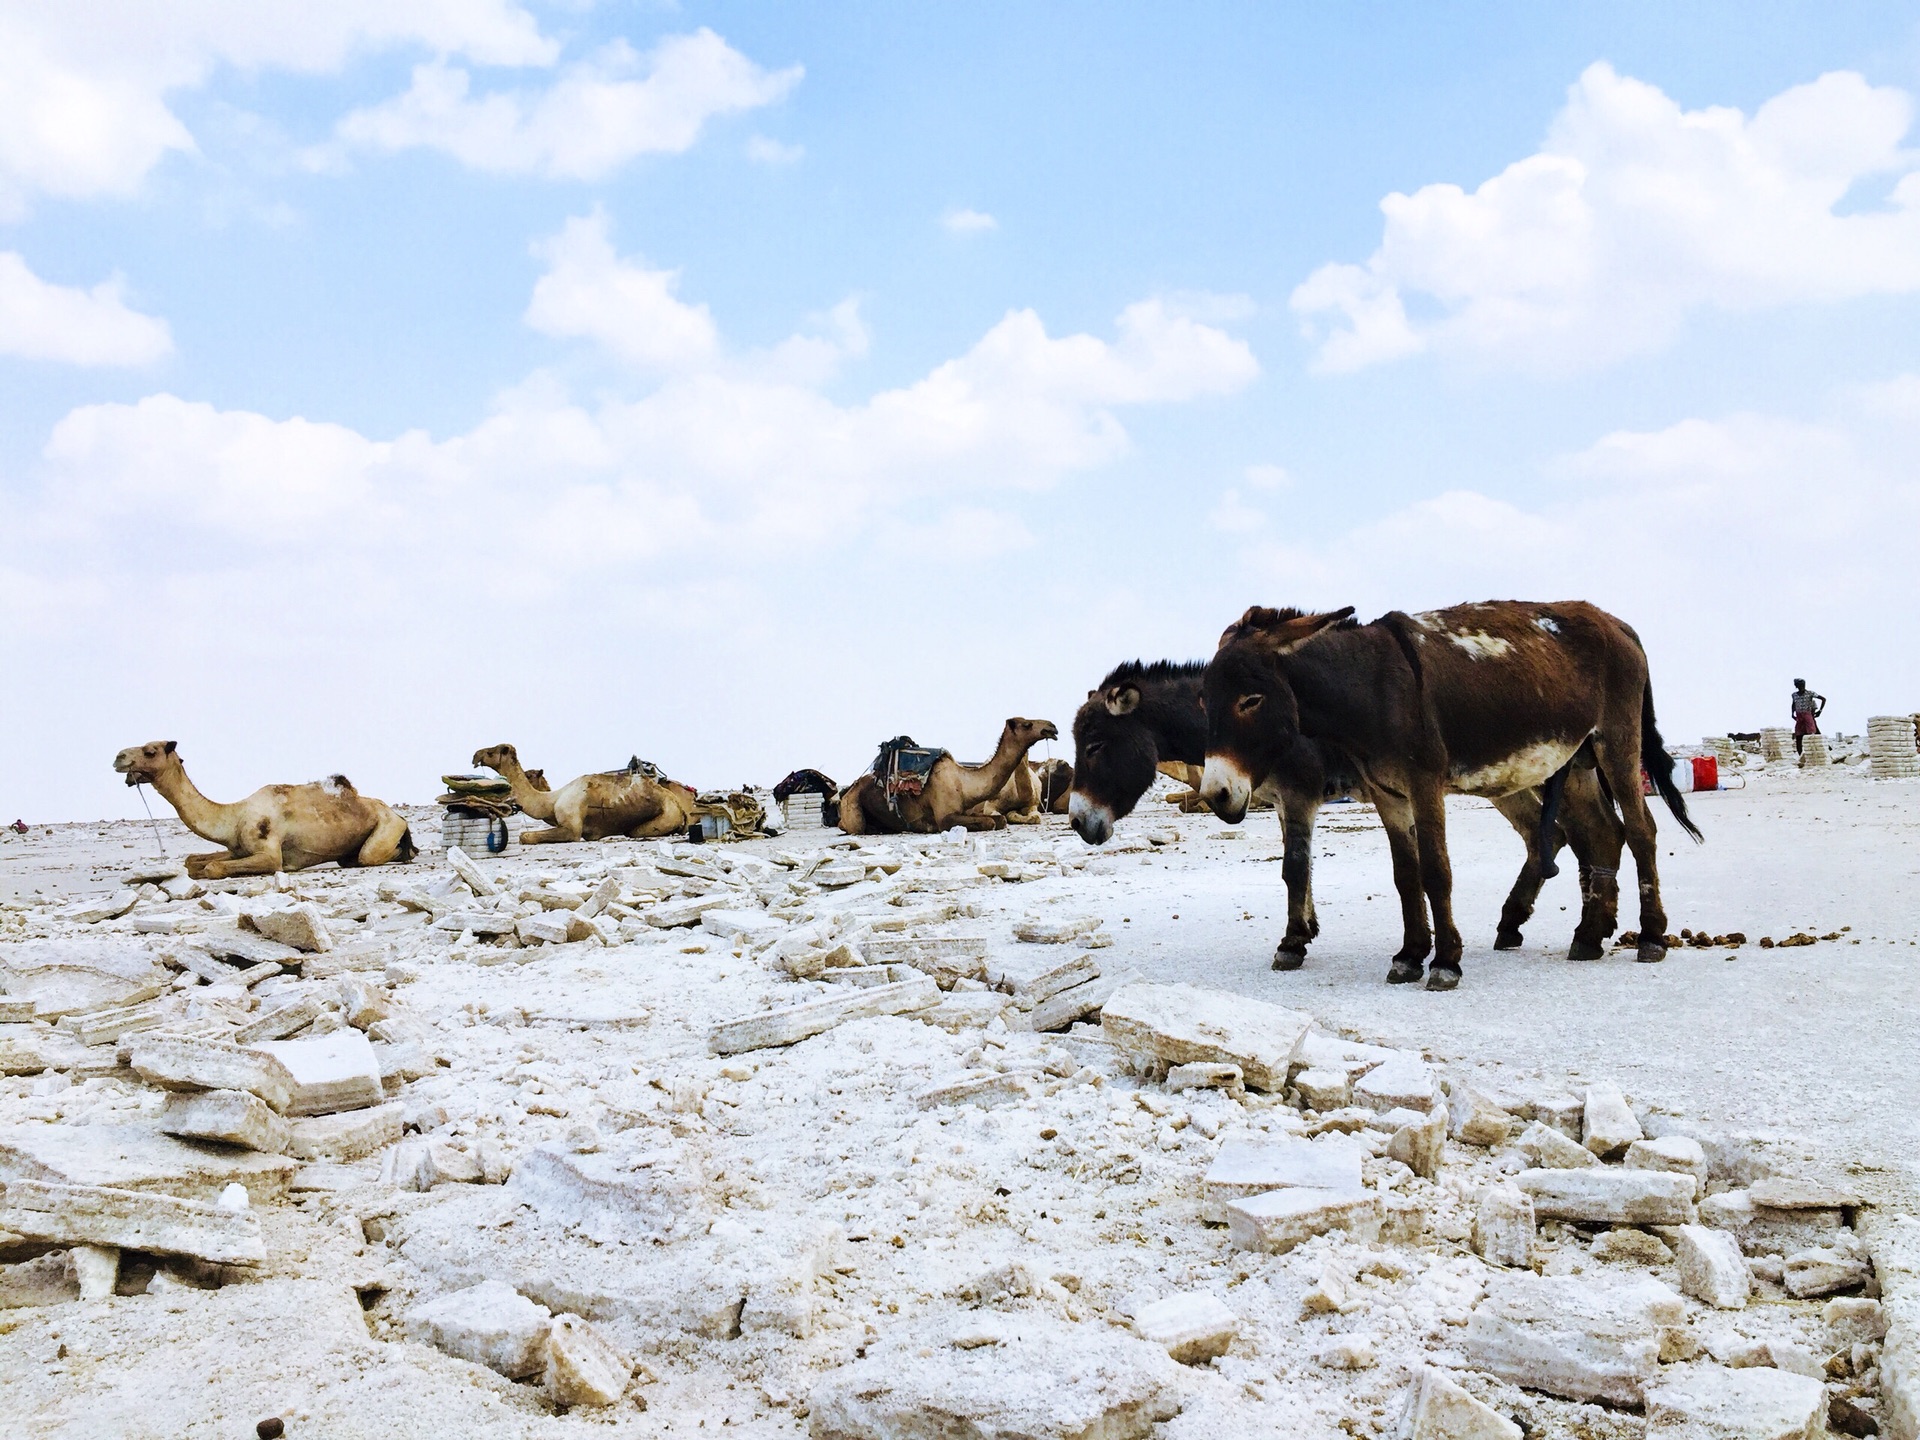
472, 743, 519, 775
113, 740, 180, 787
1002, 717, 1059, 753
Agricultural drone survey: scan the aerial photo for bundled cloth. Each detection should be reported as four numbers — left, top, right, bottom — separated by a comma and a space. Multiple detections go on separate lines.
773, 768, 838, 804
868, 736, 949, 821
436, 773, 519, 821
691, 790, 769, 839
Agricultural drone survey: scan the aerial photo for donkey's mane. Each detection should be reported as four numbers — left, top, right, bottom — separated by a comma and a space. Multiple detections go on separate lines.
1096, 658, 1205, 691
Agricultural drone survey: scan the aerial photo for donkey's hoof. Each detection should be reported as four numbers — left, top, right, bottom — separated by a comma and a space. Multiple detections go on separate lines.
1386, 960, 1425, 985
1424, 965, 1462, 992
1636, 941, 1667, 964
1568, 938, 1606, 963
1272, 947, 1307, 972
1493, 928, 1524, 951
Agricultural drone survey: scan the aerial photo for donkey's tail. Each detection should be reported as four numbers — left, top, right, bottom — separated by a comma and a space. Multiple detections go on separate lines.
1642, 684, 1703, 843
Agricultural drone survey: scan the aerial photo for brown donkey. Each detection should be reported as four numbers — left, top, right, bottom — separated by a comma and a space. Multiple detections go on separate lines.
1199, 601, 1699, 990
1068, 658, 1625, 963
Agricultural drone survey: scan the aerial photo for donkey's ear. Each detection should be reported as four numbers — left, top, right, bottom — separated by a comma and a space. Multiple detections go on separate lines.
1104, 684, 1141, 717
1256, 607, 1355, 656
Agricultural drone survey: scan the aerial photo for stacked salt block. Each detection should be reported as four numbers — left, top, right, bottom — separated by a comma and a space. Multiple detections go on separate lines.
1759, 727, 1791, 762
1706, 736, 1739, 768
1799, 733, 1829, 767
783, 793, 825, 829
1869, 715, 1920, 779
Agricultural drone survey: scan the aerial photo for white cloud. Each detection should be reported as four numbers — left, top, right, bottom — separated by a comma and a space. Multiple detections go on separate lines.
0, 252, 171, 365
1293, 63, 1920, 372
1207, 488, 1266, 534
333, 30, 801, 179
0, 1, 555, 216
524, 212, 719, 371
942, 207, 998, 234
745, 134, 804, 165
1244, 462, 1291, 491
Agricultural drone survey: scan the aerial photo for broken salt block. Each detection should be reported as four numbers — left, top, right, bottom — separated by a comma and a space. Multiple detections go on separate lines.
644, 894, 734, 928
59, 891, 140, 924
1292, 1067, 1351, 1110
1318, 1334, 1377, 1369
861, 935, 989, 987
405, 1280, 551, 1379
1473, 1183, 1535, 1269
1515, 1119, 1597, 1169
1449, 1085, 1517, 1147
547, 1313, 629, 1407
986, 948, 1099, 1002
700, 909, 783, 944
1202, 1137, 1362, 1221
1824, 1296, 1887, 1345
253, 1029, 385, 1116
1012, 915, 1102, 944
516, 913, 571, 947
574, 876, 620, 920
0, 1122, 295, 1204
1643, 1362, 1825, 1439
1100, 981, 1311, 1091
1465, 1272, 1685, 1406
1749, 1176, 1861, 1211
247, 904, 333, 953
921, 992, 1012, 1032
1133, 1291, 1238, 1364
1582, 1081, 1642, 1158
710, 974, 940, 1055
160, 1089, 291, 1154
0, 1177, 264, 1266
1387, 1105, 1447, 1181
1166, 1062, 1243, 1096
126, 1034, 296, 1113
72, 1243, 120, 1300
1625, 1135, 1710, 1191
231, 995, 321, 1045
808, 1315, 1182, 1440
1023, 968, 1137, 1034
1354, 1056, 1438, 1114
1225, 1187, 1382, 1254
285, 1101, 404, 1162
0, 1250, 79, 1309
444, 846, 497, 897
1397, 1366, 1522, 1440
1591, 1229, 1673, 1266
1674, 1225, 1751, 1309
1782, 1242, 1872, 1298
1514, 1167, 1697, 1225
915, 1072, 1028, 1109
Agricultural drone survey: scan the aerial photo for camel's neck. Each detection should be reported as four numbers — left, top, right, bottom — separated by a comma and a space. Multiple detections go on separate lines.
149, 765, 236, 846
956, 730, 1041, 807
490, 755, 558, 821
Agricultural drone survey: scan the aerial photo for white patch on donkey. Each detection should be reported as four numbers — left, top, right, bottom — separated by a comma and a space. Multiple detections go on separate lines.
1451, 739, 1578, 797
1447, 630, 1513, 660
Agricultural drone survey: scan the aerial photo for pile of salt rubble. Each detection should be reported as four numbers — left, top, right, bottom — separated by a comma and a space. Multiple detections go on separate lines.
0, 824, 1912, 1439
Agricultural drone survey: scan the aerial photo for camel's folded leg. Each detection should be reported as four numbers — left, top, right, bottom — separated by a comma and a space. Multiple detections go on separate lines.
948, 811, 1008, 832
356, 811, 413, 866
193, 847, 283, 879
627, 816, 686, 839
516, 826, 578, 844
184, 849, 234, 880
1005, 809, 1043, 825
1172, 790, 1209, 813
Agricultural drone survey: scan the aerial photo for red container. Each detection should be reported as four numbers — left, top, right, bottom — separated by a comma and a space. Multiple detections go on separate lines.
1641, 755, 1717, 794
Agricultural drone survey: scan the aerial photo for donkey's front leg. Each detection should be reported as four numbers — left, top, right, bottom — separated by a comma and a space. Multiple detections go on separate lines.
1273, 793, 1323, 970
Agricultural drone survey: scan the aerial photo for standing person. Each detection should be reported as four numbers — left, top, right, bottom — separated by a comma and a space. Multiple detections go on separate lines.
1791, 678, 1826, 755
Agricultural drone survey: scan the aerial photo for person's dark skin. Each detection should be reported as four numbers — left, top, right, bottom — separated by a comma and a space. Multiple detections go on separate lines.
1791, 678, 1827, 754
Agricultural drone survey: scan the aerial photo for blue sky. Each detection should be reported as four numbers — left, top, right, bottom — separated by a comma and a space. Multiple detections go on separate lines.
4, 3, 1919, 819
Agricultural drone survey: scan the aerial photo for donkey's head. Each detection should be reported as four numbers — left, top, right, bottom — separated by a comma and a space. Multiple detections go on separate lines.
1069, 671, 1164, 845
1200, 606, 1353, 823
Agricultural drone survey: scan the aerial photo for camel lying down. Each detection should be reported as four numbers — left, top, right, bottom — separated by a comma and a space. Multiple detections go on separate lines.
472, 744, 696, 844
112, 741, 415, 879
838, 718, 1058, 833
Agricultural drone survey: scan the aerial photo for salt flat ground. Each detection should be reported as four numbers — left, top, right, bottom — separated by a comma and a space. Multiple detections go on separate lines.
6, 763, 1915, 1204
1063, 766, 1920, 1208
